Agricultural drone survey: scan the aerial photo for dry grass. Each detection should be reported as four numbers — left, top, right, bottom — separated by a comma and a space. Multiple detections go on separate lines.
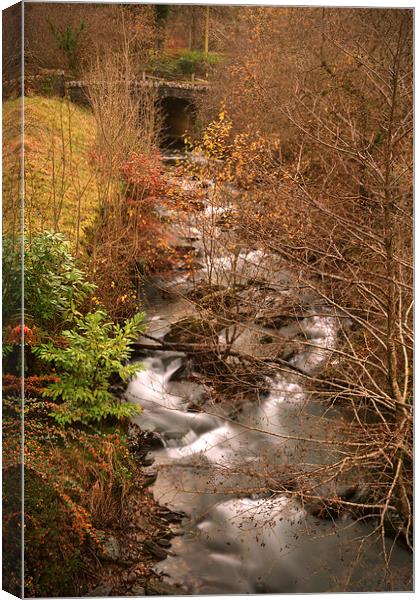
3, 96, 99, 250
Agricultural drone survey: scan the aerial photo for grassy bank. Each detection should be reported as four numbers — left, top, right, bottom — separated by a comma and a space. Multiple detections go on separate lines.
3, 96, 99, 248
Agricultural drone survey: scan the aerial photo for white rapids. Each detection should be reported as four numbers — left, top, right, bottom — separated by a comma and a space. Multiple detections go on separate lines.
125, 312, 412, 593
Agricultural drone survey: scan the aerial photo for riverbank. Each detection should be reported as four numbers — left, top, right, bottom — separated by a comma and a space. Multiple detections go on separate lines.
85, 425, 186, 597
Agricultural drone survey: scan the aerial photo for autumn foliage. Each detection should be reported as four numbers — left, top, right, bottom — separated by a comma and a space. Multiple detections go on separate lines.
84, 149, 175, 320
3, 391, 134, 596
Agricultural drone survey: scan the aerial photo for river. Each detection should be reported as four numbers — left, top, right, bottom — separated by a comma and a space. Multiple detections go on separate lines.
125, 155, 412, 594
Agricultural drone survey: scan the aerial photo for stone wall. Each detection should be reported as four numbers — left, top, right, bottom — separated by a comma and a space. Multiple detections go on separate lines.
3, 69, 65, 100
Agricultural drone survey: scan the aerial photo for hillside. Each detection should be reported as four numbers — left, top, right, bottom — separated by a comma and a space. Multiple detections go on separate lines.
3, 96, 99, 249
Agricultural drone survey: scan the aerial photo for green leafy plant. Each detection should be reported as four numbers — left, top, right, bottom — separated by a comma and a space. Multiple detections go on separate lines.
33, 310, 144, 425
24, 231, 96, 331
2, 236, 22, 325
3, 231, 95, 331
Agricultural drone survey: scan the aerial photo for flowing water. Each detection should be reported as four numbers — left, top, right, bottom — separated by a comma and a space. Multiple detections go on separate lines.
125, 160, 412, 594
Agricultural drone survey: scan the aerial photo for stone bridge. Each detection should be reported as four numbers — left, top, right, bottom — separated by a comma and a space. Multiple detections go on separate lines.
67, 75, 209, 105
67, 76, 209, 148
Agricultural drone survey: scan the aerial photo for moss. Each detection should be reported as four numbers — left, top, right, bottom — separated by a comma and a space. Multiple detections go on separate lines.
3, 96, 99, 250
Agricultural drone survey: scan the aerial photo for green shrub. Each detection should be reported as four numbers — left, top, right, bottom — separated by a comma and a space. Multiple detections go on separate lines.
33, 310, 144, 425
48, 20, 86, 72
177, 56, 196, 76
146, 50, 220, 79
146, 52, 178, 78
2, 236, 22, 325
3, 231, 96, 330
176, 50, 219, 76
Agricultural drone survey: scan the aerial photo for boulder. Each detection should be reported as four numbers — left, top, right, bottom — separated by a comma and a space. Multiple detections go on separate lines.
198, 288, 239, 311
129, 585, 146, 596
254, 294, 307, 329
87, 584, 113, 597
187, 282, 226, 302
95, 531, 121, 562
255, 312, 306, 329
164, 316, 218, 345
143, 541, 168, 561
146, 579, 181, 596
